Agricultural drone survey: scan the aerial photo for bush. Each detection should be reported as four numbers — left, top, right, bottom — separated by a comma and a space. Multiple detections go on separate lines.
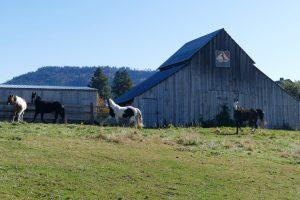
216, 105, 235, 126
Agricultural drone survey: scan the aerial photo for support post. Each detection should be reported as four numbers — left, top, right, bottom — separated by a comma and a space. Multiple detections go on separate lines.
90, 103, 94, 123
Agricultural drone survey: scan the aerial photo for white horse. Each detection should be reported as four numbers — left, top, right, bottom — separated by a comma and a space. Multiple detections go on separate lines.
105, 98, 143, 128
7, 95, 27, 122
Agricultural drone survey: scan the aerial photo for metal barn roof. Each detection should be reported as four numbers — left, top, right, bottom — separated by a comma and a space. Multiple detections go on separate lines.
0, 84, 98, 91
159, 29, 223, 69
115, 64, 187, 104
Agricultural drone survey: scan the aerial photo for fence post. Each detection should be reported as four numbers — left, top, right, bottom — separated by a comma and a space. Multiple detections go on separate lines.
90, 103, 94, 123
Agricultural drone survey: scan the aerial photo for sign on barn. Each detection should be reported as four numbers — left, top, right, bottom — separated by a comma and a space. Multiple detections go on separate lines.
215, 50, 230, 67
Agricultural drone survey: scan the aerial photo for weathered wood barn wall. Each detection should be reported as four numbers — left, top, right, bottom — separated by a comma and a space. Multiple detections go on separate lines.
116, 29, 300, 129
0, 85, 98, 122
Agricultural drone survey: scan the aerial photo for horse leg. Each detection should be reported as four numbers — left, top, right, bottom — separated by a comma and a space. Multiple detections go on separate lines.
32, 112, 38, 123
58, 108, 65, 123
41, 113, 45, 123
129, 116, 135, 127
20, 109, 25, 122
249, 121, 254, 133
240, 127, 243, 133
54, 112, 58, 123
238, 121, 243, 133
252, 120, 258, 133
12, 113, 16, 123
22, 111, 26, 122
60, 110, 66, 123
132, 116, 138, 128
20, 112, 23, 122
235, 121, 239, 134
17, 112, 22, 122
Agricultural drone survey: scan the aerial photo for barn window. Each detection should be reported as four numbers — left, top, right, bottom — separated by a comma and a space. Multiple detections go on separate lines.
215, 50, 230, 68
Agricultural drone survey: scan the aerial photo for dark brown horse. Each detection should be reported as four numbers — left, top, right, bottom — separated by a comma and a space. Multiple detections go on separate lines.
31, 92, 66, 123
233, 100, 265, 134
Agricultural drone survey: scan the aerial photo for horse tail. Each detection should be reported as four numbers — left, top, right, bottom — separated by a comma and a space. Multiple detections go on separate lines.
256, 109, 266, 128
136, 108, 143, 128
256, 109, 264, 121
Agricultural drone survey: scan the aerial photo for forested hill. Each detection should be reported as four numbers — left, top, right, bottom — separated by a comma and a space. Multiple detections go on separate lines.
5, 66, 155, 86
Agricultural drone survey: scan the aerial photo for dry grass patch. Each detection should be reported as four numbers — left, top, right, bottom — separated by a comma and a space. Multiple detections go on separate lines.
86, 130, 144, 144
176, 133, 202, 146
280, 143, 300, 159
241, 139, 256, 151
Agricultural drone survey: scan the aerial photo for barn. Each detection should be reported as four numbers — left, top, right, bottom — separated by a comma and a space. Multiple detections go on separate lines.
0, 85, 98, 122
116, 28, 300, 129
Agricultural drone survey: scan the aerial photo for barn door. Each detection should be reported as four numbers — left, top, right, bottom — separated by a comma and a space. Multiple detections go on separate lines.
140, 98, 158, 128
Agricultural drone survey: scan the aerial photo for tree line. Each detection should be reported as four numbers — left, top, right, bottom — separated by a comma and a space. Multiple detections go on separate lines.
5, 66, 155, 87
89, 67, 133, 99
280, 80, 300, 100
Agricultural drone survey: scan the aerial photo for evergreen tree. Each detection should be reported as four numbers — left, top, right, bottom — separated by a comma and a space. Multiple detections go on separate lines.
112, 69, 133, 97
88, 68, 111, 99
282, 80, 300, 100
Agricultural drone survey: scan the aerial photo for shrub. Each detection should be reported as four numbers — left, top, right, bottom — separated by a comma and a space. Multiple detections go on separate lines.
216, 105, 235, 126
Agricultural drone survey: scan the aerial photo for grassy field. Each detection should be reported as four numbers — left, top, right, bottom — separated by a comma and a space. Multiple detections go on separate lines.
0, 122, 299, 199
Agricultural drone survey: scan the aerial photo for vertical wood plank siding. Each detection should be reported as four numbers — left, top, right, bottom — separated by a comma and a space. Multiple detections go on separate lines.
133, 30, 300, 129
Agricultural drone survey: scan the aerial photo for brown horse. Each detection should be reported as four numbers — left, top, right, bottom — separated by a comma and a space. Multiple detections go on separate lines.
31, 92, 66, 123
233, 100, 265, 134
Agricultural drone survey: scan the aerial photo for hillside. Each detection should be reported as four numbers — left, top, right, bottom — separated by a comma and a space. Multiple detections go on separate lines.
0, 123, 299, 199
5, 66, 155, 86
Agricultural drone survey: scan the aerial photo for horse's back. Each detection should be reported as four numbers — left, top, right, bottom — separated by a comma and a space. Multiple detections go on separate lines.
36, 100, 64, 113
16, 96, 27, 110
122, 107, 135, 118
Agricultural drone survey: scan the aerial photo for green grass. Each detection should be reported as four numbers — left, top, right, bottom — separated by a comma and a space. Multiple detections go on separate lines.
0, 122, 299, 199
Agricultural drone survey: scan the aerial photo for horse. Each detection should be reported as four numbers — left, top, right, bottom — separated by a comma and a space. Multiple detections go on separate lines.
106, 98, 143, 128
31, 92, 66, 123
233, 100, 265, 134
7, 94, 27, 122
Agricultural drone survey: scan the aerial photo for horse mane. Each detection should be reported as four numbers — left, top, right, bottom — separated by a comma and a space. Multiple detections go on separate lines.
36, 96, 42, 101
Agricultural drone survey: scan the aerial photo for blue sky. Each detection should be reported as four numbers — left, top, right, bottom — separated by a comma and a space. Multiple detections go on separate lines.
0, 0, 299, 83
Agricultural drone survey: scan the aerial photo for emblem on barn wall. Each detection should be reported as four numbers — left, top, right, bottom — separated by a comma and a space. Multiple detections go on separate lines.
215, 50, 230, 67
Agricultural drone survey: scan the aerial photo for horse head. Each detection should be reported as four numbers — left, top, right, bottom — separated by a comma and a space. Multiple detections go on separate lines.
31, 92, 41, 103
31, 92, 37, 103
7, 94, 16, 105
108, 98, 117, 108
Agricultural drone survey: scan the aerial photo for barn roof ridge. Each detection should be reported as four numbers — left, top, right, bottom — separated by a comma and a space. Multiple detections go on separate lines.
0, 84, 98, 91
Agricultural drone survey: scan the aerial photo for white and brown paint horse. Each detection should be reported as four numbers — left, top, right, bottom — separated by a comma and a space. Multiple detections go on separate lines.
233, 99, 265, 134
106, 98, 143, 128
7, 94, 27, 122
